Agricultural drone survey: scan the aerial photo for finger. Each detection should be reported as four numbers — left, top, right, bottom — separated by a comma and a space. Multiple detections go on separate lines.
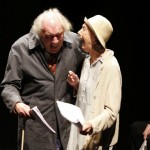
68, 70, 73, 75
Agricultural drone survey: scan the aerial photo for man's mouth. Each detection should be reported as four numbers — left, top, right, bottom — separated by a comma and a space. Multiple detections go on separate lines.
51, 45, 58, 49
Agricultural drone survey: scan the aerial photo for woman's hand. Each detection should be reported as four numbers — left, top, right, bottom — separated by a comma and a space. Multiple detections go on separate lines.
79, 122, 93, 135
67, 70, 79, 90
143, 124, 150, 140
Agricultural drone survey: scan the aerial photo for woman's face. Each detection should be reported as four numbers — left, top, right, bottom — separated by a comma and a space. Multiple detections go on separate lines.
78, 23, 95, 54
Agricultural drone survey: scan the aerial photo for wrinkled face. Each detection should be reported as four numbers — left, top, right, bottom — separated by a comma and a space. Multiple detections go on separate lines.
40, 18, 64, 54
78, 23, 95, 54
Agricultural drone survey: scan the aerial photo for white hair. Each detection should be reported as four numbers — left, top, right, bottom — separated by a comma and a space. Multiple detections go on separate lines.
32, 8, 73, 35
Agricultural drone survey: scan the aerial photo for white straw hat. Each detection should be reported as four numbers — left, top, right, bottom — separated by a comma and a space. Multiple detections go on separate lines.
84, 15, 113, 48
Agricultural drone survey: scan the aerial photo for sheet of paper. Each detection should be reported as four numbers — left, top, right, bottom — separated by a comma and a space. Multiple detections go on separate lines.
30, 106, 55, 133
56, 101, 84, 129
139, 140, 147, 150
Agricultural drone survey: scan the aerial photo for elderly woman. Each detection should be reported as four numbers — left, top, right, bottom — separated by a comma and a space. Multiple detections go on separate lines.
67, 15, 122, 150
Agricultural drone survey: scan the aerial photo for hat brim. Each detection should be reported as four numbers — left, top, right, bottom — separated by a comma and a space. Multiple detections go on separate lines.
84, 17, 105, 48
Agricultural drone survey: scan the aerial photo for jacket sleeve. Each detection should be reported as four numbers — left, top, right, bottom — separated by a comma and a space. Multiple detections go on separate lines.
0, 46, 23, 112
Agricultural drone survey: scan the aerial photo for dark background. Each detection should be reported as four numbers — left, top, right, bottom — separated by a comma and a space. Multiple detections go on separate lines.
0, 0, 149, 150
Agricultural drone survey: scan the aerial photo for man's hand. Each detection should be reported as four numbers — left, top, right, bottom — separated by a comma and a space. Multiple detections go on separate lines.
14, 102, 31, 117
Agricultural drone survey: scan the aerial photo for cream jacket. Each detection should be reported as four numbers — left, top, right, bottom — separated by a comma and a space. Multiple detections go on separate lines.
67, 49, 122, 150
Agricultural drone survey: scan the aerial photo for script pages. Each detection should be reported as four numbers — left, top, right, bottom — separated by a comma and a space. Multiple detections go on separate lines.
56, 101, 85, 129
30, 106, 56, 133
139, 140, 147, 150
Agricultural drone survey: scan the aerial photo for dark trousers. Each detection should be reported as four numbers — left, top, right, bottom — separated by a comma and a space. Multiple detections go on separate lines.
129, 121, 150, 150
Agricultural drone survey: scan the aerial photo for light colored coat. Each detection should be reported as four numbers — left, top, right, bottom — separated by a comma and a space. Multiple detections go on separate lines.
67, 49, 122, 150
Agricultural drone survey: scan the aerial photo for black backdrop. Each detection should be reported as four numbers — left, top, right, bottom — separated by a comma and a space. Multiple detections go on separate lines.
0, 0, 149, 150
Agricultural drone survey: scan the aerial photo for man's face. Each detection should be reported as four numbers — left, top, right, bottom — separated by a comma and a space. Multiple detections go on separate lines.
40, 19, 64, 54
